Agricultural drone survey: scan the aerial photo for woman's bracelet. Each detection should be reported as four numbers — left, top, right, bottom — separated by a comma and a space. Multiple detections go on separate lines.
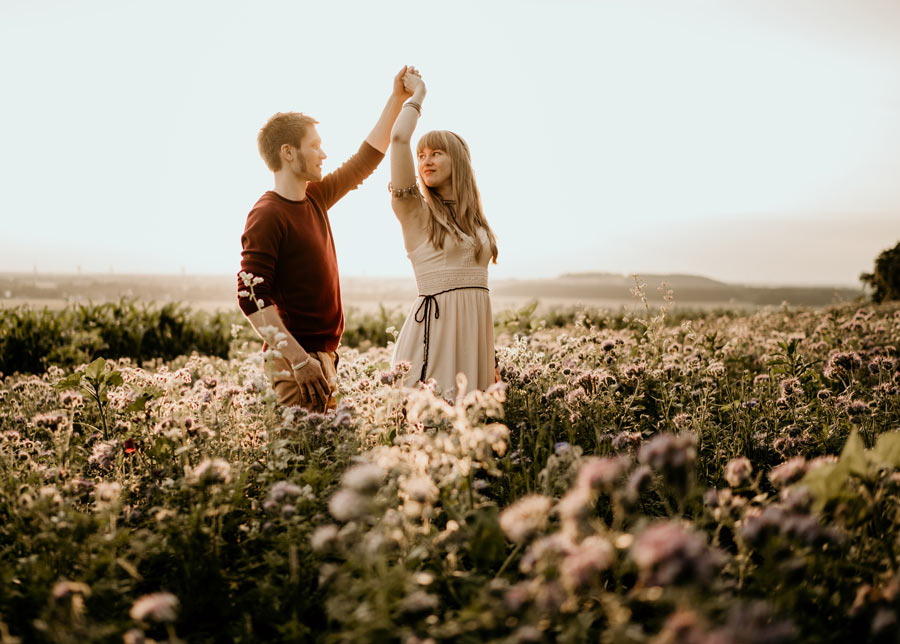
403, 101, 422, 115
388, 182, 421, 199
290, 356, 310, 371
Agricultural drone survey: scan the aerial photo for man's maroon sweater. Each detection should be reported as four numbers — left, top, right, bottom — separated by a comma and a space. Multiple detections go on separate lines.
238, 142, 383, 352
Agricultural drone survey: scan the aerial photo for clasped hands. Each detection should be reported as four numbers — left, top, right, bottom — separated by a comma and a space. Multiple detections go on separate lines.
393, 65, 424, 100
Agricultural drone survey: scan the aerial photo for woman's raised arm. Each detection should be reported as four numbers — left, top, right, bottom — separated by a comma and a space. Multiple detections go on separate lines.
389, 71, 426, 221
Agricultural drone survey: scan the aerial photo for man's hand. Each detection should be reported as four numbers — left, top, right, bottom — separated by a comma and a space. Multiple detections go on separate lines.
393, 65, 421, 101
293, 356, 330, 407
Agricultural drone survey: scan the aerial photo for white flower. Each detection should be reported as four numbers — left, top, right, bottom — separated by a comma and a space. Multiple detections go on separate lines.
52, 580, 92, 599
329, 489, 368, 521
123, 629, 146, 644
310, 524, 340, 552
94, 481, 121, 504
401, 476, 439, 504
190, 458, 232, 485
499, 495, 553, 544
342, 463, 385, 495
258, 325, 278, 338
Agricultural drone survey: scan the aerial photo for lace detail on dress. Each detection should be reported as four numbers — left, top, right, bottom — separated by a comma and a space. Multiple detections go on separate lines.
414, 267, 488, 294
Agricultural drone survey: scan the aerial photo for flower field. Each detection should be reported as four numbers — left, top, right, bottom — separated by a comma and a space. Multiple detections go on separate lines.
1, 296, 899, 643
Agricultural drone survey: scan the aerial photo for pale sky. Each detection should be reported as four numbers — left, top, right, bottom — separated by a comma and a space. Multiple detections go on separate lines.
1, 0, 898, 286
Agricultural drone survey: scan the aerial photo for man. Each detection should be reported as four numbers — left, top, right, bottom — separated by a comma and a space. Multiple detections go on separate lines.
238, 67, 416, 411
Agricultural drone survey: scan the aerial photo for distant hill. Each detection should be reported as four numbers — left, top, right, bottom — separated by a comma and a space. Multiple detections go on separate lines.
554, 272, 730, 288
492, 273, 861, 307
0, 271, 864, 310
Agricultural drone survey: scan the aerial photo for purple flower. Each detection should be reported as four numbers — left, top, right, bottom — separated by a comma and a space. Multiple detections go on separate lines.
654, 610, 712, 644
631, 521, 722, 586
624, 465, 653, 503
823, 350, 862, 380
638, 433, 697, 491
560, 536, 615, 591
739, 506, 840, 549
717, 600, 797, 644
776, 377, 804, 407
543, 384, 567, 401
611, 431, 643, 451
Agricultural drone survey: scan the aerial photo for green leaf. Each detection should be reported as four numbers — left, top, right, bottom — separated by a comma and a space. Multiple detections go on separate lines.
800, 462, 844, 512
840, 429, 869, 478
125, 393, 154, 413
872, 431, 900, 469
53, 373, 84, 391
84, 358, 106, 380
106, 372, 123, 388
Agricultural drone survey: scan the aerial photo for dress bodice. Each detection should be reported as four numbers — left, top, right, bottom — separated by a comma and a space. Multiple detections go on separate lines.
407, 228, 490, 294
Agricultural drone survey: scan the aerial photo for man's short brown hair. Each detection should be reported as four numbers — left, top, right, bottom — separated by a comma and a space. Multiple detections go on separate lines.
257, 112, 319, 172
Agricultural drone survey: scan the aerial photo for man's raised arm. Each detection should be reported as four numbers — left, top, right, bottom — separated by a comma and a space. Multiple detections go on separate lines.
365, 65, 416, 154
315, 66, 417, 209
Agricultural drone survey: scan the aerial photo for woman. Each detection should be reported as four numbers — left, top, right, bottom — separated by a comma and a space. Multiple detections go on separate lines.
388, 69, 499, 397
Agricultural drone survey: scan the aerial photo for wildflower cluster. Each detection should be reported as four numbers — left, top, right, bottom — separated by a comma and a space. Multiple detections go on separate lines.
0, 299, 897, 642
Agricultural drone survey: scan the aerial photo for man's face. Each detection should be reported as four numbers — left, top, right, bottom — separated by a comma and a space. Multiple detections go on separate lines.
289, 126, 327, 181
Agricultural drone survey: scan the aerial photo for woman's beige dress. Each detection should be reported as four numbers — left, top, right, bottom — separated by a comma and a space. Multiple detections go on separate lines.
391, 228, 495, 396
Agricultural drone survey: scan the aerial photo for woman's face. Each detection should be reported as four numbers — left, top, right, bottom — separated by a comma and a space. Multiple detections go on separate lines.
418, 146, 452, 189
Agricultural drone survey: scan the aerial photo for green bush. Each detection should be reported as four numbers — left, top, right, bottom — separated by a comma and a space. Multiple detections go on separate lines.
0, 300, 235, 375
0, 301, 421, 375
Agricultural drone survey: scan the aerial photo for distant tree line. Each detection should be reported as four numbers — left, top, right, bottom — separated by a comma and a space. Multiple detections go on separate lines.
861, 240, 900, 303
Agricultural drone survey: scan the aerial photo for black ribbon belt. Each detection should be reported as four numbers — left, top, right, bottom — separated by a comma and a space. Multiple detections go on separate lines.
413, 286, 490, 382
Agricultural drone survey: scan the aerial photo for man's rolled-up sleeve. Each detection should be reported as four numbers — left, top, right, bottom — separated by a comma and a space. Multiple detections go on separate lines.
315, 142, 385, 210
237, 206, 283, 316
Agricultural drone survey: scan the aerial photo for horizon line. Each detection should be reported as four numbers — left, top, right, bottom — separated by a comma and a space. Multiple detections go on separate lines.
0, 270, 864, 290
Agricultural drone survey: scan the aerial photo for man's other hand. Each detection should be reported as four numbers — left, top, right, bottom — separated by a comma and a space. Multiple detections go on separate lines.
293, 356, 330, 407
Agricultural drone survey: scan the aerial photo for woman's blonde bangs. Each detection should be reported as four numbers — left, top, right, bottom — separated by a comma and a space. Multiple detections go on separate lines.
416, 130, 456, 155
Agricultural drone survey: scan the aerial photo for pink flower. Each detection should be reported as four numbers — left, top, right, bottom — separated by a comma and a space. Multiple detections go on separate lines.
768, 457, 807, 488
724, 457, 753, 488
577, 456, 629, 491
560, 536, 615, 591
130, 592, 179, 622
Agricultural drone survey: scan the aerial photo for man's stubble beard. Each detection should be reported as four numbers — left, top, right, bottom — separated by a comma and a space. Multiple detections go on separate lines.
296, 156, 321, 182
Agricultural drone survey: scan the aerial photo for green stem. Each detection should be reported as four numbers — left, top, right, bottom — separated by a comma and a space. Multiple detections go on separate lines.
494, 542, 522, 580
90, 389, 110, 441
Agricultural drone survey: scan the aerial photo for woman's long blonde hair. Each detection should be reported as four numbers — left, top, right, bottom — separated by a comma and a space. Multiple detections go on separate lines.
416, 130, 498, 263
